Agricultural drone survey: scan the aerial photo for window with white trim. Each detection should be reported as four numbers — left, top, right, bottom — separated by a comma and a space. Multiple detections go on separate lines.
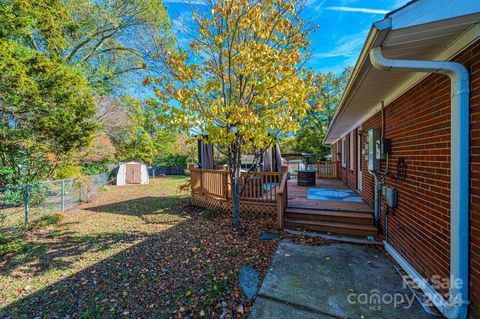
341, 137, 346, 167
349, 131, 354, 170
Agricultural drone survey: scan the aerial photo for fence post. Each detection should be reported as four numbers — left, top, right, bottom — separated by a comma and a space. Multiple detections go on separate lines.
25, 184, 30, 225
61, 179, 65, 212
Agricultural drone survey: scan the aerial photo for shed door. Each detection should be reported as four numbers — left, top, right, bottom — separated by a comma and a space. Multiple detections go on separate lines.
126, 164, 141, 184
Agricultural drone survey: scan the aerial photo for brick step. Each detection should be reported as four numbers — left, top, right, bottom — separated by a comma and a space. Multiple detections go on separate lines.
285, 218, 378, 237
285, 208, 374, 225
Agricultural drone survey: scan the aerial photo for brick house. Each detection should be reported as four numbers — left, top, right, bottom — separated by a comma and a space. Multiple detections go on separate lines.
323, 1, 480, 318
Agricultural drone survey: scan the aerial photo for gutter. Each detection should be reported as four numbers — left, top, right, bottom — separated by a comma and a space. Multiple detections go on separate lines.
370, 46, 470, 319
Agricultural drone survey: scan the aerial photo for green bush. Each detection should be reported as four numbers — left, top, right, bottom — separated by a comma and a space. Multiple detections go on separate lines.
1, 188, 25, 207
54, 164, 83, 179
81, 163, 111, 176
27, 213, 63, 229
201, 209, 220, 220
0, 234, 28, 256
155, 155, 188, 168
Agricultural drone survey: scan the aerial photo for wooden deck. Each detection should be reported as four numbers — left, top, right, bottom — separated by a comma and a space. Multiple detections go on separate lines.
189, 167, 377, 236
287, 178, 372, 212
284, 178, 377, 236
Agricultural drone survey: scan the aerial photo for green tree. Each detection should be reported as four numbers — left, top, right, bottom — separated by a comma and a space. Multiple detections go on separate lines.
151, 0, 316, 227
0, 41, 96, 185
111, 97, 176, 165
1, 0, 173, 93
63, 0, 173, 93
292, 68, 351, 158
0, 0, 174, 184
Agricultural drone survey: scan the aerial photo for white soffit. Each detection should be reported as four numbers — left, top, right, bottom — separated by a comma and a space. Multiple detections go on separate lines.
324, 3, 480, 145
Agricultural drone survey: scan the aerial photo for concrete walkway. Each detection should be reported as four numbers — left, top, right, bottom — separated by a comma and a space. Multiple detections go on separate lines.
250, 241, 438, 319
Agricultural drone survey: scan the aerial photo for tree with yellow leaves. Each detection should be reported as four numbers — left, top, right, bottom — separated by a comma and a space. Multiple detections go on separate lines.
149, 0, 316, 227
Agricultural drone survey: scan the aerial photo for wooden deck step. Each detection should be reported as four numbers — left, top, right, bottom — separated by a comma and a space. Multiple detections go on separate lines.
285, 218, 378, 237
287, 205, 373, 214
285, 208, 373, 225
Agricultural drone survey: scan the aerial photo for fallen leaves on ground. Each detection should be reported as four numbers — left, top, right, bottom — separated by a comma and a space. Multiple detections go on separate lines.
0, 177, 279, 318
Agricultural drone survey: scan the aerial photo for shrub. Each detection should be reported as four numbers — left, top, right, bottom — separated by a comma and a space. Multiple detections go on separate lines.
0, 234, 28, 256
201, 209, 220, 220
28, 213, 63, 229
1, 188, 25, 207
81, 163, 111, 176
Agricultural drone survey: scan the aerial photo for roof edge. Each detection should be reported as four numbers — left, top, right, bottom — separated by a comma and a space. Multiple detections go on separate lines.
323, 17, 392, 145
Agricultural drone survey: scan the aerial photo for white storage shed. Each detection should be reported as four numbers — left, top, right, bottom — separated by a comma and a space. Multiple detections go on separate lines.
116, 162, 149, 185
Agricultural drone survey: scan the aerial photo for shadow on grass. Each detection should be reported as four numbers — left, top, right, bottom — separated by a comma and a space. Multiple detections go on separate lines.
0, 230, 144, 277
0, 211, 273, 318
85, 195, 188, 216
1, 196, 191, 278
0, 231, 180, 318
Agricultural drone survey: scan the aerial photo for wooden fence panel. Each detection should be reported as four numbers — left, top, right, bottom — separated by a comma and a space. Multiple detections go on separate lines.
316, 161, 340, 179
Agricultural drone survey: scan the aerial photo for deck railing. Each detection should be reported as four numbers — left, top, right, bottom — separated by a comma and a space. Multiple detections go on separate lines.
190, 168, 283, 202
316, 161, 340, 179
190, 167, 288, 227
191, 168, 229, 199
276, 169, 288, 228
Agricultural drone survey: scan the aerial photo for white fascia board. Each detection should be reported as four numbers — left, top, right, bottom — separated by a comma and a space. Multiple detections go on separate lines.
333, 23, 480, 143
390, 0, 480, 30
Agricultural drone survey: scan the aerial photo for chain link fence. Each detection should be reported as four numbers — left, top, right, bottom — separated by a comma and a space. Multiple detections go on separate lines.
0, 173, 109, 238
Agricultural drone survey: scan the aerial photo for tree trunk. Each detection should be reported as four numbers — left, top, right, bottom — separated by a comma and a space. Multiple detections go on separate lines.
230, 143, 241, 228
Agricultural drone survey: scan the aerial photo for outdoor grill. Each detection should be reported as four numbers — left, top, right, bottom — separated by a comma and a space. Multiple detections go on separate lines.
296, 170, 317, 186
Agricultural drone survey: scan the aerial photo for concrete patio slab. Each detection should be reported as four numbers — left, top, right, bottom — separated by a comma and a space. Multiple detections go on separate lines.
250, 241, 437, 319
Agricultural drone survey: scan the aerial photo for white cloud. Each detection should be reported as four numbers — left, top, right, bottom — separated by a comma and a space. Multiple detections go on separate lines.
325, 6, 389, 14
311, 30, 368, 59
171, 12, 194, 47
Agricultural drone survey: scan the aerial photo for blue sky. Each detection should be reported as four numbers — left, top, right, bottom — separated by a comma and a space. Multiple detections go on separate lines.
163, 0, 411, 74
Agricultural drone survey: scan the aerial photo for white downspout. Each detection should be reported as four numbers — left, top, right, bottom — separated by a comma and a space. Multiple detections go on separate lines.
370, 47, 470, 319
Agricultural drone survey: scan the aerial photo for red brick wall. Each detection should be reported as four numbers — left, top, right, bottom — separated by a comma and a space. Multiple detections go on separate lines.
346, 130, 358, 191
334, 131, 359, 190
352, 39, 480, 317
332, 143, 338, 163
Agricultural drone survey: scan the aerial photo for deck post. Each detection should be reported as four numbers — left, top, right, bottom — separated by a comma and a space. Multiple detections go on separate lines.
277, 192, 284, 229
223, 171, 228, 199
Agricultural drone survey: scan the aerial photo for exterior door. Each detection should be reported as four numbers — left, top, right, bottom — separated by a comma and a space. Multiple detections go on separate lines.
126, 164, 141, 184
357, 130, 363, 192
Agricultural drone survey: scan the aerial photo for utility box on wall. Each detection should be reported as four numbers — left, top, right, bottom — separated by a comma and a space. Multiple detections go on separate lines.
386, 187, 398, 208
367, 128, 381, 171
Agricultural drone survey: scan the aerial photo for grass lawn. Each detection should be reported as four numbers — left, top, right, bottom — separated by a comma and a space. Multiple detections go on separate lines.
0, 176, 280, 318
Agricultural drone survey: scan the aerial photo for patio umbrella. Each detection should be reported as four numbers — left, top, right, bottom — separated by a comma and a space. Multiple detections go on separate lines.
274, 143, 283, 172
198, 138, 214, 169
263, 148, 273, 172
262, 144, 282, 172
